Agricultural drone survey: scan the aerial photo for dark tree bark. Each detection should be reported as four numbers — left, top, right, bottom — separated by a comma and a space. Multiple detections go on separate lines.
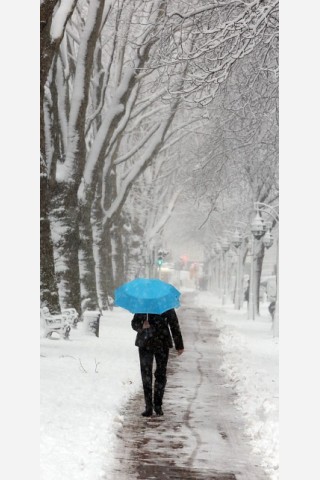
79, 202, 100, 311
95, 226, 114, 309
40, 0, 77, 313
40, 0, 76, 313
111, 216, 126, 289
125, 219, 144, 281
92, 183, 114, 309
40, 158, 60, 313
50, 0, 106, 313
51, 184, 82, 314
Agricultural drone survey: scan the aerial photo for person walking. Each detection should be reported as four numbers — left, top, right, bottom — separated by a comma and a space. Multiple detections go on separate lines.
267, 277, 277, 321
131, 308, 184, 417
244, 280, 250, 308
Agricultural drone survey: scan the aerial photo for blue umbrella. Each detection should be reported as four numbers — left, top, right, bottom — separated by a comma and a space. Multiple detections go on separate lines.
114, 278, 181, 314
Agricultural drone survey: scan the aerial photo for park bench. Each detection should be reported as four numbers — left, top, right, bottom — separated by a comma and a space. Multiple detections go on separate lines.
61, 307, 79, 327
40, 307, 71, 340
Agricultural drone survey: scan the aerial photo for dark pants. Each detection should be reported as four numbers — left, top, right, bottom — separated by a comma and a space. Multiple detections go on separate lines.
138, 346, 169, 408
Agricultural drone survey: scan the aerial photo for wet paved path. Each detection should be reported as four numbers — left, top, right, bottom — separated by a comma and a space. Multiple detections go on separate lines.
110, 293, 267, 479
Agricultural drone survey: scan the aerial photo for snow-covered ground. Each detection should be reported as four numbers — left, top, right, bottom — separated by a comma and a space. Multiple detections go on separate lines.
40, 308, 141, 480
40, 291, 278, 480
196, 291, 279, 480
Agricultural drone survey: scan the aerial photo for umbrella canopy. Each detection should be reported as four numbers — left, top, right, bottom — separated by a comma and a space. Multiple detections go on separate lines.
114, 278, 181, 314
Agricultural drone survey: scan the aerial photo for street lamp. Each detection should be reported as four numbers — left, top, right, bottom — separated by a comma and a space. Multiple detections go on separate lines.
251, 212, 265, 239
248, 212, 266, 320
262, 222, 274, 249
253, 202, 279, 337
230, 206, 278, 324
232, 228, 243, 310
232, 228, 243, 249
221, 238, 230, 305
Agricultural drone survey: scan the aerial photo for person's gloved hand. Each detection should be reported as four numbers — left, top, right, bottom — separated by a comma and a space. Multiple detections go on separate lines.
142, 319, 150, 329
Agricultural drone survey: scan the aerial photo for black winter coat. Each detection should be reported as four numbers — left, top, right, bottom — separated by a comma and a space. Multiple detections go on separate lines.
131, 309, 184, 350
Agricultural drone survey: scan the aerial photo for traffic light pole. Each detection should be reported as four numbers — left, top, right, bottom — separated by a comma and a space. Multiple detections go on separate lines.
157, 249, 165, 279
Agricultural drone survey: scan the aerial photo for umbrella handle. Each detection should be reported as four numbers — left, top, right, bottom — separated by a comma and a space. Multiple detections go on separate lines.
144, 313, 150, 329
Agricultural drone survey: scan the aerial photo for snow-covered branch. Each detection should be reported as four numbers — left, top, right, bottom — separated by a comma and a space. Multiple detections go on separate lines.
150, 0, 278, 105
146, 188, 182, 243
51, 0, 78, 40
102, 104, 178, 225
62, 0, 106, 184
114, 122, 161, 166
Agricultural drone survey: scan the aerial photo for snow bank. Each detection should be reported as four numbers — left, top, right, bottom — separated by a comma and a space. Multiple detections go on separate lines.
40, 308, 140, 480
197, 291, 279, 480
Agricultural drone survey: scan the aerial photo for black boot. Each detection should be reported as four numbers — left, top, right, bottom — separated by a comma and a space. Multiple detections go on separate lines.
154, 405, 163, 416
141, 406, 153, 417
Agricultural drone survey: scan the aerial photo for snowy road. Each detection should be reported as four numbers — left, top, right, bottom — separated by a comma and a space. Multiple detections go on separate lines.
109, 292, 267, 479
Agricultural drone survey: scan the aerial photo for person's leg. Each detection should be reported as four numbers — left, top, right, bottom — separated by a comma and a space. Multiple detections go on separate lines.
154, 348, 169, 415
139, 347, 154, 415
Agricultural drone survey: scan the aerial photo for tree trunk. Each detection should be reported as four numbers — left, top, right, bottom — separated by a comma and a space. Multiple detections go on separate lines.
125, 218, 144, 280
92, 185, 114, 308
78, 202, 100, 311
254, 241, 265, 315
111, 216, 126, 289
40, 0, 78, 313
40, 162, 60, 313
95, 228, 114, 308
44, 0, 106, 313
40, 30, 60, 313
40, 69, 60, 313
50, 183, 82, 314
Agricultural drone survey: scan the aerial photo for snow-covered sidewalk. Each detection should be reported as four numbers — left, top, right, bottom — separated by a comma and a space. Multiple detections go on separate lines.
196, 291, 279, 480
40, 291, 279, 480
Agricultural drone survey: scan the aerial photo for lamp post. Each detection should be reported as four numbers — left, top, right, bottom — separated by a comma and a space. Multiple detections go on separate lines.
253, 202, 279, 336
231, 228, 243, 310
221, 238, 230, 305
230, 221, 250, 310
248, 212, 265, 320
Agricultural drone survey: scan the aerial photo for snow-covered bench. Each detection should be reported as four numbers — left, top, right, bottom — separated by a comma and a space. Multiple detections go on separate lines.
61, 308, 79, 327
40, 307, 71, 340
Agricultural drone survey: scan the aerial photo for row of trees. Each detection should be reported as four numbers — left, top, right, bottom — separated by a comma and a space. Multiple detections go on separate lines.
160, 32, 279, 314
40, 0, 279, 315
